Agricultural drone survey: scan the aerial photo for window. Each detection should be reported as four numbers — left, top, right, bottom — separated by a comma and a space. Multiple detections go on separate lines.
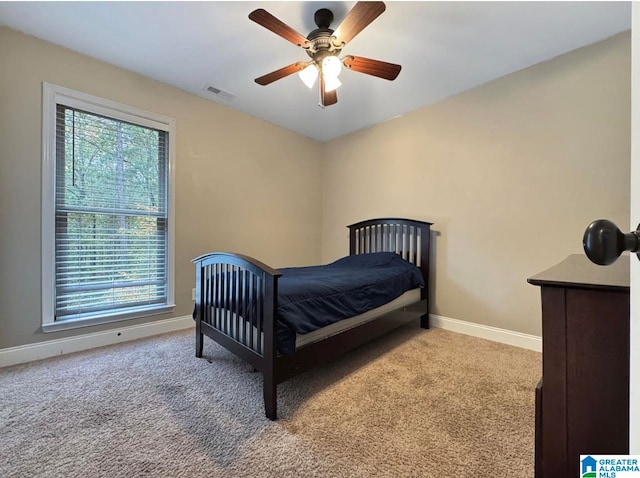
42, 83, 175, 332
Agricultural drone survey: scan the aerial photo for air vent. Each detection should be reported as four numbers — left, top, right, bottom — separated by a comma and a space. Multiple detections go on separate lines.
203, 85, 235, 101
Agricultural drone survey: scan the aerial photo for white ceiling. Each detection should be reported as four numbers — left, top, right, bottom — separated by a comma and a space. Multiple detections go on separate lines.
0, 1, 632, 142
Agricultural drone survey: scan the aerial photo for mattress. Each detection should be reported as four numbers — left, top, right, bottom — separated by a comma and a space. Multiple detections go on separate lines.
275, 252, 425, 354
294, 288, 422, 349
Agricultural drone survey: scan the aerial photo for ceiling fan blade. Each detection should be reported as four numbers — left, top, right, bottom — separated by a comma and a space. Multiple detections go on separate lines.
249, 9, 310, 49
343, 55, 401, 80
319, 76, 338, 107
333, 2, 386, 46
255, 62, 307, 86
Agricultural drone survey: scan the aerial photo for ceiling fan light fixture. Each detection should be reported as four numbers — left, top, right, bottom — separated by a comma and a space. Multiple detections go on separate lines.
298, 64, 319, 88
250, 3, 401, 107
321, 55, 342, 78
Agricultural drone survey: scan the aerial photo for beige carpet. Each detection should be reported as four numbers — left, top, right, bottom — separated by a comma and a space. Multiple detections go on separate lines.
0, 324, 541, 478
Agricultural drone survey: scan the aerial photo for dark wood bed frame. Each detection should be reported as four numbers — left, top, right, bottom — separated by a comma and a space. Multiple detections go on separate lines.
192, 218, 432, 419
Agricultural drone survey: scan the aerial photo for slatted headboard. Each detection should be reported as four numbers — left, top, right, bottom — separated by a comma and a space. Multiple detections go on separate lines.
348, 218, 432, 300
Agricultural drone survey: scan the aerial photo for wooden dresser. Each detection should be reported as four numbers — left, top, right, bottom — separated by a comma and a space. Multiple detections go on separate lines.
528, 254, 630, 478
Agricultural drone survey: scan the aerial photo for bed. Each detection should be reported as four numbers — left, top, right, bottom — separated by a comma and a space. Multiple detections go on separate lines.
192, 217, 432, 419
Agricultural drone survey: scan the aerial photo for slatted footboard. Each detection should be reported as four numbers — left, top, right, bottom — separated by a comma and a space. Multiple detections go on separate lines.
192, 252, 282, 419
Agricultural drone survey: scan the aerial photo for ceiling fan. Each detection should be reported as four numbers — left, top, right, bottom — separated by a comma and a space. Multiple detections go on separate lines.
248, 1, 401, 108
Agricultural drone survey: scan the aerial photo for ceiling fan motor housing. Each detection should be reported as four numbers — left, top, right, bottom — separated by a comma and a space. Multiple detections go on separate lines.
306, 9, 342, 59
314, 8, 333, 29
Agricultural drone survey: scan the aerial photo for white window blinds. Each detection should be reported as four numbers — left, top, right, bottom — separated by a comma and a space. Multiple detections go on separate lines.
54, 105, 169, 321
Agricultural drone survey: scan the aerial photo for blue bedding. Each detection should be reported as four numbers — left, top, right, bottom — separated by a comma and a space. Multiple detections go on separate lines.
275, 252, 424, 355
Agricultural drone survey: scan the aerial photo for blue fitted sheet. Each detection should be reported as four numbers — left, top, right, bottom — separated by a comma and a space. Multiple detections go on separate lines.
275, 252, 424, 355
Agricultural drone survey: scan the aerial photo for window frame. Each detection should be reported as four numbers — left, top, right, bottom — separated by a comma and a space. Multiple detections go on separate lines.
41, 83, 176, 333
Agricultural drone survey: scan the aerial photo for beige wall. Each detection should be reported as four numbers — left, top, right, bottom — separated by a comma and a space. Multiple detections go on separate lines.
0, 27, 323, 349
321, 32, 631, 336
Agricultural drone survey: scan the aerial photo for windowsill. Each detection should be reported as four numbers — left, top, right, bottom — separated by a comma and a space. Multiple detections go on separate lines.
42, 304, 176, 333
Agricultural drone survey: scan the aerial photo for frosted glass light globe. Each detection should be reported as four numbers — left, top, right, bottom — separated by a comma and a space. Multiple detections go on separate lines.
322, 56, 342, 78
298, 64, 318, 89
324, 75, 342, 92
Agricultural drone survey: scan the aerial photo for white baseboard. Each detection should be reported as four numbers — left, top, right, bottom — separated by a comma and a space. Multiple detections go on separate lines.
0, 313, 540, 369
0, 315, 194, 368
429, 314, 542, 352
